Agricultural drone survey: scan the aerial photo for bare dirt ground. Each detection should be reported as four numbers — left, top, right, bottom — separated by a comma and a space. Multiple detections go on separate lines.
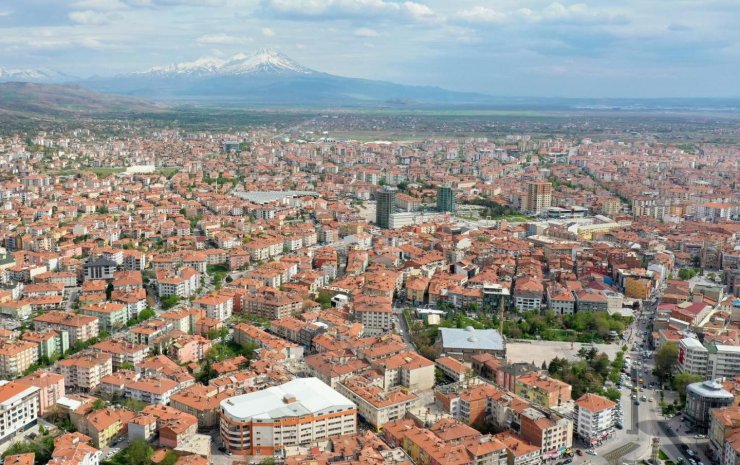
506, 340, 622, 367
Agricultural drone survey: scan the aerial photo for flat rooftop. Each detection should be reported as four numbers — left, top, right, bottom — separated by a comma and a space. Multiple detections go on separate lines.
220, 377, 355, 421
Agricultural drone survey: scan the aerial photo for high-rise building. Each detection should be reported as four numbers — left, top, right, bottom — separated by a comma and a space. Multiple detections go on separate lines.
527, 181, 552, 214
376, 187, 397, 229
436, 186, 456, 212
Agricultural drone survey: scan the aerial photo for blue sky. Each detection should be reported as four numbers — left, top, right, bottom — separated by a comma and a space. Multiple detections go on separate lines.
0, 0, 738, 98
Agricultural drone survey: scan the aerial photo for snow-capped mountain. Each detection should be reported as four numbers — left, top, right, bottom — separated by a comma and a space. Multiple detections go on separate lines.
0, 67, 74, 83
80, 49, 493, 106
137, 49, 312, 78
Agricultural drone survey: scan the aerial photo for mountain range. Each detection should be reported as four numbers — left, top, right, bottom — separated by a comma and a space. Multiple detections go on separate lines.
1, 49, 495, 107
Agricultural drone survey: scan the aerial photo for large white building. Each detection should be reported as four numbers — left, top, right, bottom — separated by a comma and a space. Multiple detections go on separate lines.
0, 380, 40, 442
219, 378, 357, 456
573, 393, 616, 445
679, 338, 740, 379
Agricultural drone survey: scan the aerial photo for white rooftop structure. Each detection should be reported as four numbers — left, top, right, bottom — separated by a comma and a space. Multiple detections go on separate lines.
220, 377, 355, 422
439, 327, 505, 351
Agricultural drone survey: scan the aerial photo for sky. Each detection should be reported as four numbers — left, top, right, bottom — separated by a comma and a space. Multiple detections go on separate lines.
0, 0, 738, 98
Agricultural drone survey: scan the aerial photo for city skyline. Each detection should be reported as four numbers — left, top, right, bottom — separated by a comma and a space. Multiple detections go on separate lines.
0, 0, 738, 98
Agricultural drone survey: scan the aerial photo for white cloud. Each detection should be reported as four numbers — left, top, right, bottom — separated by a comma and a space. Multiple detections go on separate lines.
68, 10, 118, 25
261, 27, 276, 37
456, 6, 507, 24
196, 33, 251, 45
354, 27, 378, 37
71, 0, 126, 11
261, 0, 441, 23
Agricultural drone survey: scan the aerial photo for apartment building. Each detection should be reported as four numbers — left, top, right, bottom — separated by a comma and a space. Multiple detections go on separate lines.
156, 267, 200, 298
514, 372, 572, 408
58, 351, 113, 391
170, 384, 232, 428
193, 293, 233, 321
81, 302, 128, 333
0, 339, 38, 377
21, 330, 69, 360
92, 339, 150, 370
353, 294, 393, 336
519, 407, 573, 460
243, 288, 303, 320
233, 323, 304, 360
125, 377, 181, 405
371, 351, 435, 391
34, 311, 99, 345
135, 405, 198, 449
678, 338, 740, 379
81, 407, 136, 448
573, 393, 616, 443
336, 376, 417, 431
220, 378, 357, 455
17, 370, 65, 415
0, 381, 40, 443
526, 181, 552, 215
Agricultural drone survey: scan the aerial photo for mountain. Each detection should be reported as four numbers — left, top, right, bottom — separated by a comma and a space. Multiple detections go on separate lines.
81, 49, 493, 106
0, 82, 165, 116
0, 67, 75, 83
138, 49, 312, 77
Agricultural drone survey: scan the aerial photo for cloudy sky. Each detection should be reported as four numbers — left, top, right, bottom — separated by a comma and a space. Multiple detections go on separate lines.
0, 0, 738, 98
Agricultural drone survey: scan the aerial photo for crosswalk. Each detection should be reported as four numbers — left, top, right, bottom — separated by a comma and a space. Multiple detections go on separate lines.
602, 442, 640, 464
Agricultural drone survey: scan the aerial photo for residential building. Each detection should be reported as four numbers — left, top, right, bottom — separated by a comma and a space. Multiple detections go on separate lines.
58, 351, 113, 391
515, 372, 572, 408
33, 311, 99, 345
17, 370, 65, 415
336, 376, 417, 431
0, 339, 38, 377
573, 393, 616, 444
0, 381, 40, 443
376, 187, 396, 229
81, 302, 128, 333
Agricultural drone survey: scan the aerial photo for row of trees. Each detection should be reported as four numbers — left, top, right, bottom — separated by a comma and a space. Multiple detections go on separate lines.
503, 310, 629, 342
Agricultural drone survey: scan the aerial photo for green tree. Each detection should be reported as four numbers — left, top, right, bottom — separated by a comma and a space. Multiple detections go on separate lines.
128, 439, 153, 465
604, 387, 621, 402
673, 372, 704, 404
316, 291, 333, 309
160, 295, 180, 310
655, 342, 678, 382
92, 399, 106, 410
160, 451, 179, 465
124, 399, 147, 413
260, 458, 276, 465
678, 268, 697, 280
138, 307, 156, 321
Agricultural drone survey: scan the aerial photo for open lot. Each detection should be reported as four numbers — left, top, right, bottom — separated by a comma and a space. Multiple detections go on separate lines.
506, 340, 622, 367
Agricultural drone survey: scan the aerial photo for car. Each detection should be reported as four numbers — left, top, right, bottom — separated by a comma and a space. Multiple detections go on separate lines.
576, 450, 584, 456
676, 459, 685, 465
615, 423, 623, 429
634, 400, 640, 405
688, 459, 697, 465
649, 398, 654, 402
586, 449, 597, 456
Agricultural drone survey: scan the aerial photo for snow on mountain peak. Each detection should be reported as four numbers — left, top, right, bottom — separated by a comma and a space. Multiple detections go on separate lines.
138, 49, 312, 78
0, 67, 72, 82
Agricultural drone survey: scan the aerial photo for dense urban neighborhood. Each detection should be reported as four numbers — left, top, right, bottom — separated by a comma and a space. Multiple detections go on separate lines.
0, 120, 736, 465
